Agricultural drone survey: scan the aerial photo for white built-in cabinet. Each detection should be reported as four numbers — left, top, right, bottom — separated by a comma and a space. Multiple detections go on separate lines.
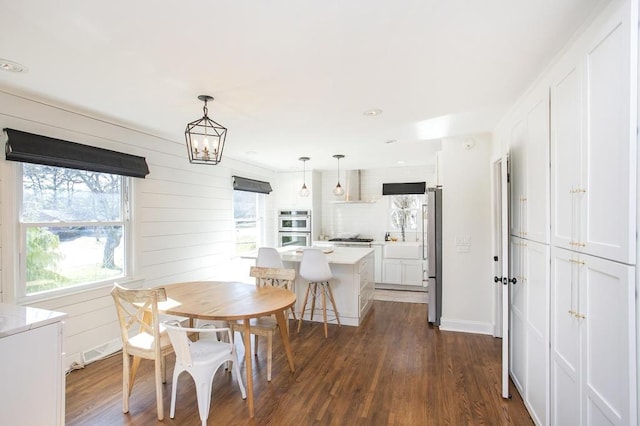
382, 259, 423, 286
547, 1, 637, 425
551, 247, 635, 425
509, 236, 550, 425
0, 307, 66, 426
509, 90, 550, 245
550, 1, 636, 266
508, 86, 551, 425
506, 2, 637, 425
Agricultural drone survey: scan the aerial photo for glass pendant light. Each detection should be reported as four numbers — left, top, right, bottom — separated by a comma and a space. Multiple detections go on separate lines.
333, 154, 345, 196
299, 156, 310, 197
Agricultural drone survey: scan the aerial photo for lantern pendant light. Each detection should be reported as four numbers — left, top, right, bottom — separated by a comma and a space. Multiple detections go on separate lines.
333, 154, 345, 196
184, 95, 227, 165
299, 156, 310, 197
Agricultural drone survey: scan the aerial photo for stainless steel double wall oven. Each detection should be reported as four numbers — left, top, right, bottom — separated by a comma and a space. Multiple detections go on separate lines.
278, 209, 312, 247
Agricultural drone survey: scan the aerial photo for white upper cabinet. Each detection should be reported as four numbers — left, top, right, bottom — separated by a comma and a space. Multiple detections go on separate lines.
509, 90, 550, 244
551, 3, 636, 264
550, 63, 582, 251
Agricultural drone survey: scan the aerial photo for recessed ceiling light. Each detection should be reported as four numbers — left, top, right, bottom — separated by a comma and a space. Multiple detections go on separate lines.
397, 160, 406, 165
363, 108, 382, 116
0, 59, 27, 73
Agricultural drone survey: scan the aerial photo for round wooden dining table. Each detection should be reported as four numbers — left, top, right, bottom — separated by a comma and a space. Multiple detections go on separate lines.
158, 281, 296, 418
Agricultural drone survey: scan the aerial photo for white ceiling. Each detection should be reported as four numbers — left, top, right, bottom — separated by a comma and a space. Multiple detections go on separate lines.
0, 0, 604, 172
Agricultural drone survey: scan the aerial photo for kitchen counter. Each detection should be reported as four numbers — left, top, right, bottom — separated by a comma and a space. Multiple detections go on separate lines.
243, 247, 375, 327
281, 246, 374, 265
0, 303, 67, 338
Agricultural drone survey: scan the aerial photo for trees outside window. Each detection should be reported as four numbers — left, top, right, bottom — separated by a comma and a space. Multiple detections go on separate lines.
390, 195, 420, 242
233, 190, 264, 254
20, 163, 129, 297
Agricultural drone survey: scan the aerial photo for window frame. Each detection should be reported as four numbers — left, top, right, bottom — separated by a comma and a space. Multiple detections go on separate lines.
232, 190, 266, 255
15, 163, 133, 302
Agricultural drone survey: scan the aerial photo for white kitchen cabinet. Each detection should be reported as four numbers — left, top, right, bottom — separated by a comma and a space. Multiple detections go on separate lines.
382, 259, 423, 286
550, 2, 636, 264
373, 243, 383, 283
509, 236, 549, 425
287, 249, 374, 327
509, 89, 550, 245
550, 247, 636, 425
0, 305, 67, 426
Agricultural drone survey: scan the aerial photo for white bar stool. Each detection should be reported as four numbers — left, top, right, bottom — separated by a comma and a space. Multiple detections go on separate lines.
256, 247, 284, 268
296, 248, 341, 338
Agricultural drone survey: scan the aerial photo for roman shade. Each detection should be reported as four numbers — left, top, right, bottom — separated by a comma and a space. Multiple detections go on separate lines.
232, 176, 272, 194
382, 182, 426, 195
4, 128, 150, 178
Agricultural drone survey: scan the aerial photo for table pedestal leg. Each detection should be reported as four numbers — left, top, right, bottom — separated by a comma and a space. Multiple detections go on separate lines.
242, 319, 254, 417
275, 310, 296, 372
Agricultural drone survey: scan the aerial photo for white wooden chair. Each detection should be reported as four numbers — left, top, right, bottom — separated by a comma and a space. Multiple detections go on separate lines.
231, 266, 296, 381
163, 320, 246, 426
110, 283, 173, 420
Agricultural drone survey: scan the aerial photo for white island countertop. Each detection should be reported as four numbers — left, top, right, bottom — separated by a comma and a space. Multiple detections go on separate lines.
0, 303, 67, 338
244, 246, 374, 265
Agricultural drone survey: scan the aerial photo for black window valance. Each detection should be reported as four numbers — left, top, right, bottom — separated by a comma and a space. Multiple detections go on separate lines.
4, 128, 150, 178
382, 182, 426, 195
232, 175, 272, 194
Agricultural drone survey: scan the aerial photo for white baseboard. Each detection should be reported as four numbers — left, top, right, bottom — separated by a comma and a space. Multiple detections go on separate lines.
438, 317, 494, 335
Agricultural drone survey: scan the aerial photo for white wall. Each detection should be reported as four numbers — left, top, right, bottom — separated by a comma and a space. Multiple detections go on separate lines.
440, 134, 495, 334
0, 89, 277, 368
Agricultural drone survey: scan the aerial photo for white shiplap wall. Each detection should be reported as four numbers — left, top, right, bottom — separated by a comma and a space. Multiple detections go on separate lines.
0, 89, 276, 368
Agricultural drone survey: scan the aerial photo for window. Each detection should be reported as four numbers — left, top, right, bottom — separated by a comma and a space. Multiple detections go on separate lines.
19, 163, 129, 297
233, 190, 264, 254
389, 194, 421, 239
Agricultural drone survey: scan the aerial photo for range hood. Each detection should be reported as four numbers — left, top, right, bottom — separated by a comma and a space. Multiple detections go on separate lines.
332, 170, 375, 203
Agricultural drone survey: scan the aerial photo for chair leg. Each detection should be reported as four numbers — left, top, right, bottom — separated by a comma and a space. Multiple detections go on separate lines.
267, 332, 273, 381
321, 283, 328, 338
170, 369, 180, 419
325, 282, 341, 327
154, 357, 165, 420
254, 334, 259, 356
161, 355, 167, 383
297, 283, 312, 332
122, 352, 130, 414
310, 283, 318, 323
232, 352, 248, 399
194, 373, 215, 426
129, 356, 141, 395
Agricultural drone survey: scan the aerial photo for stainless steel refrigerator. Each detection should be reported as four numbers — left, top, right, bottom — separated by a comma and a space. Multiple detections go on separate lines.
423, 187, 442, 325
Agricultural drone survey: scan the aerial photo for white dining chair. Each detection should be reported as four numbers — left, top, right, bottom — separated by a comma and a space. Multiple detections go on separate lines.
163, 320, 246, 426
297, 248, 341, 338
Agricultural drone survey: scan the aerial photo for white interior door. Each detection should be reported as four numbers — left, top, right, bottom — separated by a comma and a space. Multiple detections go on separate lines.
493, 155, 511, 399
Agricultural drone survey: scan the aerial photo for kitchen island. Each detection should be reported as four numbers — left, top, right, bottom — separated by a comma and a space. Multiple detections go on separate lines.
245, 247, 375, 327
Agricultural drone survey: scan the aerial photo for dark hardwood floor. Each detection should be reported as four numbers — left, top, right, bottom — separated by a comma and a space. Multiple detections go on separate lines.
66, 301, 533, 425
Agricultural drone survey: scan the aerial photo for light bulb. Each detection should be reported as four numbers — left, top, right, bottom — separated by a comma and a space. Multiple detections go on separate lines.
299, 183, 310, 197
333, 182, 344, 196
